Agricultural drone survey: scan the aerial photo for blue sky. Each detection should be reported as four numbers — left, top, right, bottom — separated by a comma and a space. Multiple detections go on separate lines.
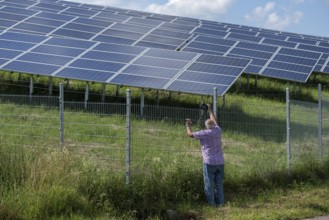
68, 0, 329, 38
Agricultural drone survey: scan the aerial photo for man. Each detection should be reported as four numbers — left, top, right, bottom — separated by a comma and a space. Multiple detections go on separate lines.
186, 104, 224, 207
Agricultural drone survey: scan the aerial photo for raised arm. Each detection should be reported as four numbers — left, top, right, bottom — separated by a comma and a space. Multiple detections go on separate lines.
207, 104, 218, 125
185, 119, 194, 138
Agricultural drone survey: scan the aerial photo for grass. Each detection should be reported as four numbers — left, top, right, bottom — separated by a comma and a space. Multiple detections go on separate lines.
1, 71, 329, 219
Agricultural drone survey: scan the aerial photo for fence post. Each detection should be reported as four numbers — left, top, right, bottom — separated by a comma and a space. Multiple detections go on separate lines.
59, 83, 64, 149
84, 83, 89, 110
29, 76, 33, 103
318, 84, 323, 159
286, 88, 291, 177
141, 88, 144, 117
213, 87, 218, 118
126, 89, 131, 184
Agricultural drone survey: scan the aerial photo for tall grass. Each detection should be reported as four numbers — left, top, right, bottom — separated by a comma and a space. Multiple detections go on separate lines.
1, 72, 329, 219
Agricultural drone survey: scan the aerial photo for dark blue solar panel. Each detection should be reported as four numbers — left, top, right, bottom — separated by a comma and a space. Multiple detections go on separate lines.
160, 23, 195, 32
186, 41, 230, 54
141, 35, 185, 46
12, 22, 55, 34
0, 1, 27, 8
0, 11, 27, 21
25, 17, 66, 27
95, 12, 131, 22
143, 49, 196, 61
0, 19, 16, 28
29, 6, 59, 13
0, 39, 35, 51
227, 32, 261, 43
262, 38, 296, 48
52, 28, 95, 40
262, 68, 309, 82
314, 65, 322, 72
279, 48, 321, 60
199, 24, 227, 32
267, 61, 313, 73
319, 42, 329, 48
111, 23, 152, 34
34, 2, 67, 11
1, 6, 38, 16
103, 29, 143, 40
187, 63, 243, 76
73, 17, 113, 28
62, 23, 103, 33
93, 35, 136, 45
110, 74, 170, 89
297, 44, 329, 54
127, 17, 163, 27
287, 37, 317, 45
273, 54, 318, 66
230, 28, 257, 36
197, 54, 251, 67
82, 51, 135, 63
122, 65, 179, 78
150, 29, 192, 39
0, 58, 8, 66
134, 56, 189, 69
94, 43, 145, 55
229, 48, 273, 59
178, 71, 236, 84
44, 37, 96, 49
248, 58, 267, 66
3, 61, 60, 76
324, 66, 329, 73
194, 28, 227, 38
62, 7, 98, 16
194, 35, 236, 46
237, 41, 278, 53
32, 45, 84, 57
0, 32, 48, 43
166, 80, 229, 96
55, 67, 115, 82
258, 32, 287, 41
0, 49, 22, 59
70, 59, 126, 72
182, 47, 223, 56
135, 41, 178, 50
244, 65, 262, 74
36, 11, 75, 21
18, 53, 73, 66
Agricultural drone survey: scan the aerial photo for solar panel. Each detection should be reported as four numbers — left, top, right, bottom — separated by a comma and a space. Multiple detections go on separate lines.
1, 0, 329, 88
0, 31, 250, 95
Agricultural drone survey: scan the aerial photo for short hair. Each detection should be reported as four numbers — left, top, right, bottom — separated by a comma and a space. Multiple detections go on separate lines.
205, 119, 215, 129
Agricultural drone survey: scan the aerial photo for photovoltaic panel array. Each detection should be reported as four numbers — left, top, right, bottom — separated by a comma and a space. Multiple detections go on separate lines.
0, 0, 329, 84
0, 31, 251, 95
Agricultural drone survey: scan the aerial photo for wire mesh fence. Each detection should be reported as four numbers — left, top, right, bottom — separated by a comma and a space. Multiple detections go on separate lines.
1, 83, 328, 183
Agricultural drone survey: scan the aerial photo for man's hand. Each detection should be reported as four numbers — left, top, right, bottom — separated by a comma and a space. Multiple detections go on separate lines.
185, 118, 192, 127
185, 119, 194, 137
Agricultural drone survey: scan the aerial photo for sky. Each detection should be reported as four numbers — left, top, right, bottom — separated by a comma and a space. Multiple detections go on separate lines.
67, 0, 329, 38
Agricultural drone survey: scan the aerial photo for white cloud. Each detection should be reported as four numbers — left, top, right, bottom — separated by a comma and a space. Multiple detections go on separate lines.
245, 2, 276, 21
266, 11, 303, 30
146, 0, 234, 19
245, 2, 303, 31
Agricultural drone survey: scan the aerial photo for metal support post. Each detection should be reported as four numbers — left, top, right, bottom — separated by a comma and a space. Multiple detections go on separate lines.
29, 76, 33, 103
59, 83, 64, 149
318, 84, 323, 159
126, 89, 131, 184
140, 88, 144, 117
286, 88, 291, 177
156, 90, 159, 106
213, 87, 218, 119
84, 83, 89, 110
49, 76, 53, 96
102, 83, 106, 103
116, 85, 120, 96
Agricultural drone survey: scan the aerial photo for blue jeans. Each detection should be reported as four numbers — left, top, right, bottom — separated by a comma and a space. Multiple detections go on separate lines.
203, 163, 224, 206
